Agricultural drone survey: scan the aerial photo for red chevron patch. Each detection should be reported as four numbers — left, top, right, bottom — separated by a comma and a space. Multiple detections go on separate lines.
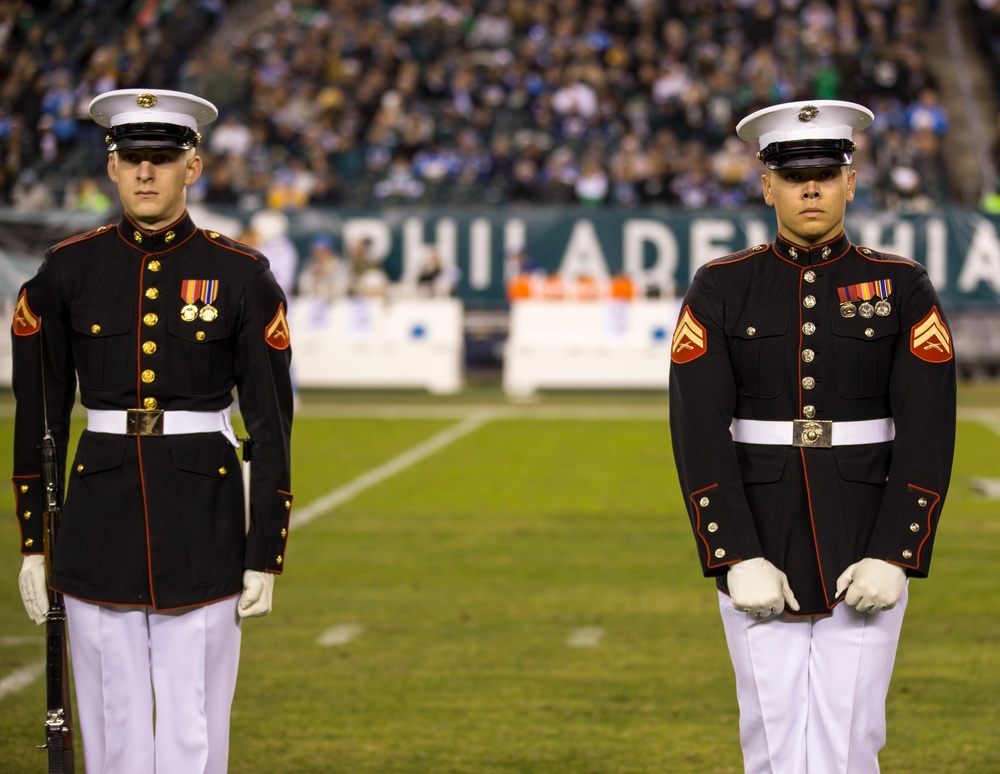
910, 307, 952, 363
671, 306, 707, 364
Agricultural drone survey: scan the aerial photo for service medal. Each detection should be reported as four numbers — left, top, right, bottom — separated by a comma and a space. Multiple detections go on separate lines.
859, 302, 875, 318
840, 302, 857, 318
199, 304, 219, 322
181, 304, 199, 322
875, 300, 891, 316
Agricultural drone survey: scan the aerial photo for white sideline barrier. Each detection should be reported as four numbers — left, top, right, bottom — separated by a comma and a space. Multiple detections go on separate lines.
287, 297, 464, 394
503, 299, 680, 396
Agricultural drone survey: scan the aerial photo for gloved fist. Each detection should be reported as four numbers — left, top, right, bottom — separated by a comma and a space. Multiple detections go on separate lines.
727, 557, 800, 617
18, 555, 49, 626
836, 558, 906, 612
238, 570, 274, 618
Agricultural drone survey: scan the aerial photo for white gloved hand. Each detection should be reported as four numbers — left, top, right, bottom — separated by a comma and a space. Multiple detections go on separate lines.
836, 558, 906, 612
18, 555, 49, 626
237, 570, 274, 618
727, 557, 800, 617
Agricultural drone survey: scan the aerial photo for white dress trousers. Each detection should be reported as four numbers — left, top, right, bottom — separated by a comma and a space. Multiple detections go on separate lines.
65, 595, 242, 774
719, 586, 907, 774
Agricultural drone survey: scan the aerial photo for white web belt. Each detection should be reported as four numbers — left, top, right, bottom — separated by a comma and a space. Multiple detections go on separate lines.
729, 417, 895, 448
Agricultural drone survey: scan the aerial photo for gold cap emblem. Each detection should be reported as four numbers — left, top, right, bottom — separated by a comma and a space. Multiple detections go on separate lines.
798, 105, 819, 122
136, 93, 158, 109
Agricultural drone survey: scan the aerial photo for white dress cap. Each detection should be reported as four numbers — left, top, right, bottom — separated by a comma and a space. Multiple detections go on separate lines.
736, 100, 874, 169
89, 89, 219, 150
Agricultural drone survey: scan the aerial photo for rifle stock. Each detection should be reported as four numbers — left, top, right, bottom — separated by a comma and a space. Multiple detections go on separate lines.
39, 430, 75, 773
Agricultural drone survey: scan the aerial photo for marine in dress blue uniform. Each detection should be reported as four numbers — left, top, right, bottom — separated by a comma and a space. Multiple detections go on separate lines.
669, 101, 956, 774
12, 89, 294, 774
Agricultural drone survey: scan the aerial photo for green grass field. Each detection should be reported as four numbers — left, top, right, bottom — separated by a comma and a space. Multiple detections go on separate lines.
1, 384, 998, 773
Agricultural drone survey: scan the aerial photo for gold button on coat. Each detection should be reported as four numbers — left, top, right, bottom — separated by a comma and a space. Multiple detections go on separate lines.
803, 405, 816, 418
76, 464, 84, 472
910, 523, 920, 532
143, 313, 158, 326
20, 484, 29, 493
707, 522, 718, 532
804, 270, 816, 283
902, 550, 913, 559
746, 327, 756, 336
281, 529, 287, 539
803, 295, 816, 308
918, 498, 928, 507
700, 497, 710, 507
91, 324, 101, 334
144, 397, 158, 410
802, 377, 816, 390
219, 467, 227, 477
142, 341, 157, 355
141, 369, 155, 383
148, 260, 161, 272
145, 287, 159, 299
23, 510, 31, 520
196, 331, 206, 341
714, 548, 726, 558
276, 555, 283, 565
24, 538, 33, 548
802, 349, 815, 362
802, 322, 816, 336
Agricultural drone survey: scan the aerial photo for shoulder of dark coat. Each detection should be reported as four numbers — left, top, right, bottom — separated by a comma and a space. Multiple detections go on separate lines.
704, 243, 770, 268
48, 223, 117, 254
853, 244, 919, 268
195, 229, 267, 262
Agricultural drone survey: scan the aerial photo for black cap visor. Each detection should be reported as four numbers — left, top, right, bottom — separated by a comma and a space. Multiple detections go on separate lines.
758, 139, 857, 170
106, 122, 200, 151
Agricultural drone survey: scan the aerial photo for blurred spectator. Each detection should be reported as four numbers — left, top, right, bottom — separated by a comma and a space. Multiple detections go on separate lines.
0, 0, 958, 210
71, 178, 113, 215
297, 235, 351, 300
242, 208, 299, 298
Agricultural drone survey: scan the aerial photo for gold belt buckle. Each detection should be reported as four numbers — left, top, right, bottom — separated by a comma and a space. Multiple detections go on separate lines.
126, 409, 164, 436
793, 419, 832, 448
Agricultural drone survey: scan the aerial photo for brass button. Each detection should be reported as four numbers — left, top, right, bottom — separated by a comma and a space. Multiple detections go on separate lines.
143, 313, 159, 327
141, 369, 156, 383
803, 405, 816, 419
144, 397, 158, 410
276, 555, 283, 565
821, 247, 832, 259
746, 327, 756, 336
802, 349, 815, 363
802, 377, 816, 390
865, 328, 874, 338
707, 522, 718, 533
196, 331, 206, 341
76, 464, 84, 473
165, 230, 176, 244
802, 322, 816, 336
714, 548, 726, 559
219, 467, 228, 477
280, 528, 287, 539
910, 523, 920, 532
133, 230, 143, 244
804, 270, 816, 283
803, 295, 816, 308
285, 500, 292, 510
24, 538, 33, 548
209, 232, 220, 239
699, 497, 710, 507
142, 341, 157, 355
20, 484, 29, 493
91, 324, 101, 334
23, 510, 31, 520
918, 497, 928, 507
902, 550, 913, 559
145, 287, 159, 300
148, 260, 161, 272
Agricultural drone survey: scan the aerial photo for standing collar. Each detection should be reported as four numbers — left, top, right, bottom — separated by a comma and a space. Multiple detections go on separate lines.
773, 231, 851, 265
117, 210, 197, 253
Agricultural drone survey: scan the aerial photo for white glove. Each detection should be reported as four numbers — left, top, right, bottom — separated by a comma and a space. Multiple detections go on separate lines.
18, 555, 49, 626
836, 558, 906, 612
237, 570, 274, 618
727, 557, 800, 617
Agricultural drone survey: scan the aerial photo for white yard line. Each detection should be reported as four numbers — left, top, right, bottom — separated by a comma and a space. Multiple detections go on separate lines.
0, 659, 45, 702
317, 624, 364, 647
290, 411, 493, 530
566, 627, 605, 648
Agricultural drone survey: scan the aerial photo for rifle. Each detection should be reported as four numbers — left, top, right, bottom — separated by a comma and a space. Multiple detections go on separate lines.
37, 338, 75, 772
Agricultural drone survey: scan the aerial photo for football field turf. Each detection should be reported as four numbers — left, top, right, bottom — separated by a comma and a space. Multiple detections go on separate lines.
0, 384, 998, 773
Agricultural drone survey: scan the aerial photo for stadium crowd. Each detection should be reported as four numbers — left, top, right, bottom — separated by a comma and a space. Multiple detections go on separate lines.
1, 0, 951, 214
